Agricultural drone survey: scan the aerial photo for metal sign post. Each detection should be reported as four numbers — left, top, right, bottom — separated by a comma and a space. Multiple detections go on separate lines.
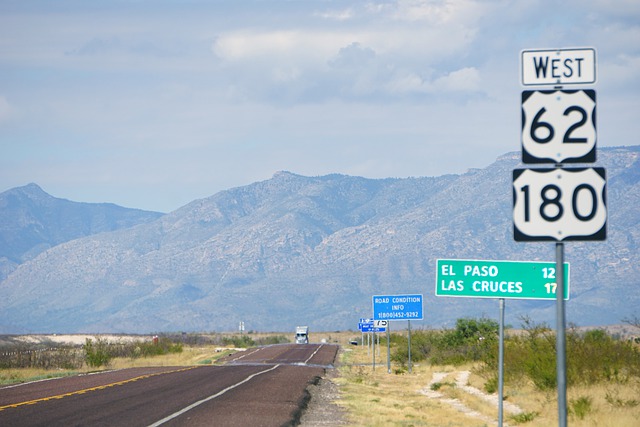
556, 243, 567, 426
386, 322, 391, 374
498, 299, 505, 427
372, 329, 376, 371
408, 320, 412, 373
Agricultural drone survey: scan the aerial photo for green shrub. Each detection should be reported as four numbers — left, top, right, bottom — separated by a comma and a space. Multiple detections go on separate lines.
222, 335, 255, 348
484, 375, 498, 394
391, 317, 499, 367
510, 411, 538, 424
390, 316, 640, 393
83, 338, 112, 368
567, 328, 640, 385
569, 396, 593, 420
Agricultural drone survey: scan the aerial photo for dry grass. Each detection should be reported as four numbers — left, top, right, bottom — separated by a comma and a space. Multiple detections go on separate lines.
0, 367, 88, 385
334, 342, 640, 426
108, 344, 231, 369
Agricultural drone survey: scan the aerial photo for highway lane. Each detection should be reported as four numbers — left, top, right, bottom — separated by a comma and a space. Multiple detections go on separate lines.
0, 343, 337, 426
223, 343, 337, 366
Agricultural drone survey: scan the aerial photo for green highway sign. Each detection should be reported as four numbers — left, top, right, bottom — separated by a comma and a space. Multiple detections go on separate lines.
436, 259, 569, 300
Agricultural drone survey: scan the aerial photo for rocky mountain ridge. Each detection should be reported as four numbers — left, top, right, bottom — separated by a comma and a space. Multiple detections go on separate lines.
0, 146, 638, 333
0, 183, 163, 282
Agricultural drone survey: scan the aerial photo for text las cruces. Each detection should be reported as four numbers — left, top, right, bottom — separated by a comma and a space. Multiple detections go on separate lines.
439, 264, 523, 294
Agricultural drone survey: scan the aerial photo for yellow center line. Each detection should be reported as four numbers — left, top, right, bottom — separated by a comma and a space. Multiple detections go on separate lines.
0, 366, 199, 412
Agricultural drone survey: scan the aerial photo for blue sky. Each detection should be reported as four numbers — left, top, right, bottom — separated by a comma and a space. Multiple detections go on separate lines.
1, 0, 639, 212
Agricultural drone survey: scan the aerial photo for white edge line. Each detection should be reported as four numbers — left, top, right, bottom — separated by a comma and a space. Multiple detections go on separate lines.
303, 344, 323, 365
147, 364, 281, 427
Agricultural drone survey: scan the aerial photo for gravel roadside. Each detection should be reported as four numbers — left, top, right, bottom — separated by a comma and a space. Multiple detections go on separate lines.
299, 366, 347, 426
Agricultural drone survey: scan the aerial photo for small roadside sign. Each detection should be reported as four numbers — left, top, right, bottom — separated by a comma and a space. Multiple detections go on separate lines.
521, 48, 596, 86
372, 294, 423, 321
374, 320, 388, 328
359, 318, 386, 333
358, 318, 370, 332
435, 259, 569, 300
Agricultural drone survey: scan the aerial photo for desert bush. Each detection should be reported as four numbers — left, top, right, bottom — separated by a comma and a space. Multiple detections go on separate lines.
509, 411, 539, 424
567, 327, 640, 384
82, 336, 183, 367
391, 317, 499, 367
494, 318, 640, 391
393, 316, 640, 393
83, 337, 111, 367
503, 325, 557, 390
569, 396, 593, 420
222, 334, 255, 348
483, 375, 498, 394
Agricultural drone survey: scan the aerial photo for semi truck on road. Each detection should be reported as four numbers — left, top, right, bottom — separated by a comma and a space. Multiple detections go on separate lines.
295, 326, 309, 344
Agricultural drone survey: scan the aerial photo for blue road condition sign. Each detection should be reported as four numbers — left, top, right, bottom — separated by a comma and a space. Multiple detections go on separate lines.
372, 294, 423, 321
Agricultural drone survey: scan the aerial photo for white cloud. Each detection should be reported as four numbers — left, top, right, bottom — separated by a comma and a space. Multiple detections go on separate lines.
384, 67, 481, 95
432, 67, 481, 92
385, 72, 426, 94
315, 8, 354, 21
391, 0, 461, 23
212, 30, 352, 64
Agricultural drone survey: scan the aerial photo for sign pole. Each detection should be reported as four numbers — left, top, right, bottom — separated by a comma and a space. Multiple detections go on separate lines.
387, 321, 391, 374
498, 298, 505, 427
556, 242, 567, 427
372, 330, 376, 371
408, 320, 412, 373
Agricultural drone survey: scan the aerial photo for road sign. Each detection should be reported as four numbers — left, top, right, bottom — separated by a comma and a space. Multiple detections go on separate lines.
358, 318, 370, 332
374, 320, 389, 328
373, 294, 423, 321
521, 48, 596, 86
522, 90, 596, 164
513, 167, 607, 241
359, 318, 386, 333
435, 259, 569, 300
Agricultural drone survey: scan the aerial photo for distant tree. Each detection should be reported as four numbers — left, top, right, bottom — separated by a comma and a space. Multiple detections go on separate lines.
622, 315, 640, 329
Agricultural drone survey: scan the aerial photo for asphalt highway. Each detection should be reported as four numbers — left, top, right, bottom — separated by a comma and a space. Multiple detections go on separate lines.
0, 343, 338, 427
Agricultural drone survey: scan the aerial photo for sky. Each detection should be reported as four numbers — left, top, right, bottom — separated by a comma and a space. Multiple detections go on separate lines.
1, 0, 639, 213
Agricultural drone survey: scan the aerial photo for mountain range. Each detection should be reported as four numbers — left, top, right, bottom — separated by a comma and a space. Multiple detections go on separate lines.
0, 184, 162, 283
0, 146, 638, 333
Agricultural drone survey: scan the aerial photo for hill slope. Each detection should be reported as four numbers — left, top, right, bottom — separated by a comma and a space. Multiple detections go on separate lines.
0, 184, 164, 283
